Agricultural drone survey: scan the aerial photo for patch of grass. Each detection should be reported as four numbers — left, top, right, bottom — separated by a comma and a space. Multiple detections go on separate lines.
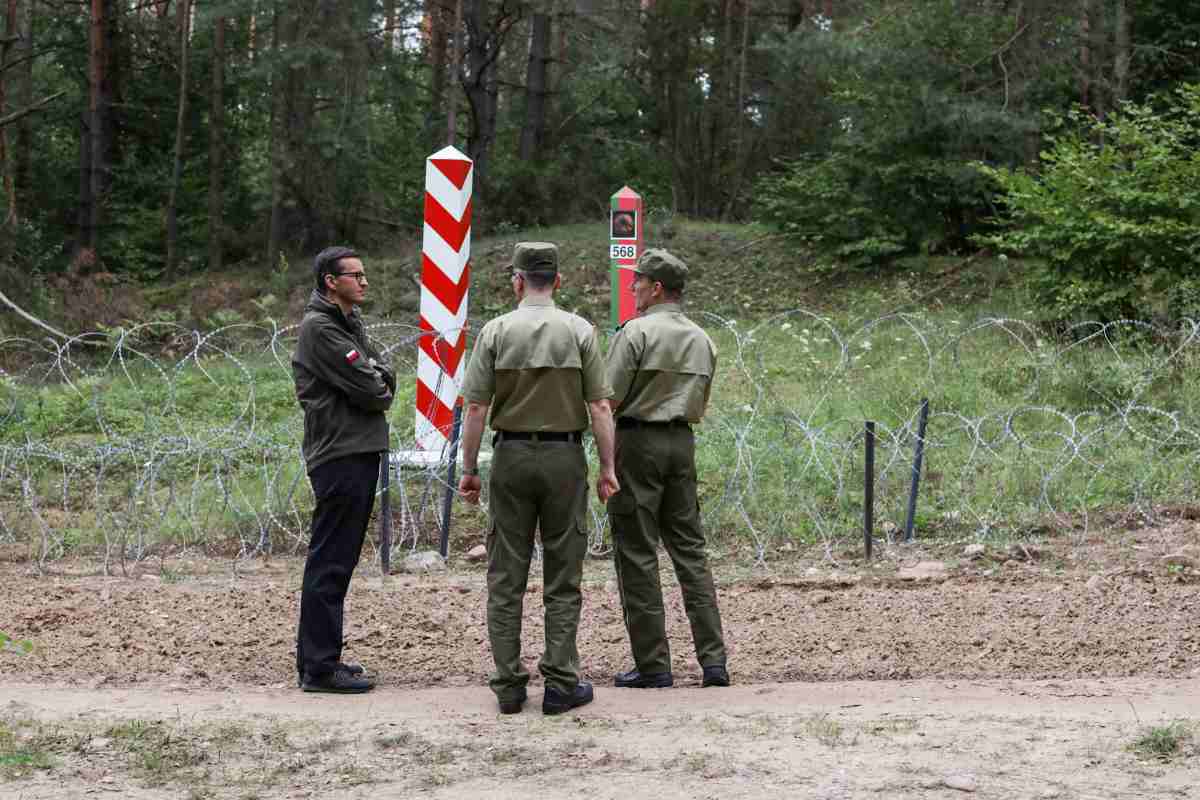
420, 767, 451, 788
106, 718, 210, 787
0, 723, 54, 778
744, 714, 779, 737
428, 742, 459, 765
801, 714, 857, 747
332, 759, 373, 786
864, 717, 920, 736
0, 631, 33, 655
1130, 721, 1194, 761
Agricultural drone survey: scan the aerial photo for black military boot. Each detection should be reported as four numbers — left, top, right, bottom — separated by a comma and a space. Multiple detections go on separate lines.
542, 681, 594, 715
614, 669, 674, 688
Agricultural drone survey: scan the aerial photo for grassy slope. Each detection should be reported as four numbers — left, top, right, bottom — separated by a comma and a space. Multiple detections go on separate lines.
3, 218, 1199, 561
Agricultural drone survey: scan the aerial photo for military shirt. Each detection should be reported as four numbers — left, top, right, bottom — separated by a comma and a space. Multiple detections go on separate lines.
461, 296, 612, 431
607, 303, 716, 423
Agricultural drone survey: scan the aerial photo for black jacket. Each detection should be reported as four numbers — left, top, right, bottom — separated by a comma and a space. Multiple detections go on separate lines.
292, 290, 396, 472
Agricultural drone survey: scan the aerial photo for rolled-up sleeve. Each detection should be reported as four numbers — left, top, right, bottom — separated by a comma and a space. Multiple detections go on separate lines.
580, 326, 613, 402
605, 326, 639, 409
460, 327, 496, 403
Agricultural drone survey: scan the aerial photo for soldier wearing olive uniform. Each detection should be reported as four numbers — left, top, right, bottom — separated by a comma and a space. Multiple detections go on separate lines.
606, 249, 729, 689
458, 242, 620, 716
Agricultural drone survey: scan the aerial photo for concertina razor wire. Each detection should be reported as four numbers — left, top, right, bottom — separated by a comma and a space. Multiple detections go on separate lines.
0, 311, 1198, 572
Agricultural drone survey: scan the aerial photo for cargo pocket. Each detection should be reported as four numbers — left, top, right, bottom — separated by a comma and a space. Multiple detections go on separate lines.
606, 489, 638, 516
606, 490, 638, 548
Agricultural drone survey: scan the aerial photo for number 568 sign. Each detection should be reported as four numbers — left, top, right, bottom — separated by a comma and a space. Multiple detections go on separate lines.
610, 186, 643, 328
610, 243, 637, 260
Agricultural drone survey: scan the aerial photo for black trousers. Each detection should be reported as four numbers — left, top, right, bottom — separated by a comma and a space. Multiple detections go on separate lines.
296, 451, 380, 679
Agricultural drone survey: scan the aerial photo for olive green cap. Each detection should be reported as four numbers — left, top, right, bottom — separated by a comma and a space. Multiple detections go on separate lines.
509, 241, 559, 273
634, 248, 688, 290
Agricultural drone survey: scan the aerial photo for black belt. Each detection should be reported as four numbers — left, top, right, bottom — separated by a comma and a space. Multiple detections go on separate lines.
493, 430, 583, 443
617, 418, 692, 430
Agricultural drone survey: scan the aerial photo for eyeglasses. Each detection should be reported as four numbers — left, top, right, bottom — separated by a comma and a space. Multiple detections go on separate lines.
335, 271, 368, 284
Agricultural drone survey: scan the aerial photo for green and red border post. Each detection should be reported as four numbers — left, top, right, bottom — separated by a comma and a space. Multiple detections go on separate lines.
609, 186, 643, 329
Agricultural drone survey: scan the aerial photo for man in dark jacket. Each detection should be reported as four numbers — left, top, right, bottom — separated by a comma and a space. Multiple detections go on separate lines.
292, 246, 395, 693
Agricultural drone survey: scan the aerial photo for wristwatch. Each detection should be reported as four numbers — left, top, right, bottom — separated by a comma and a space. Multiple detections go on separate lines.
463, 466, 480, 476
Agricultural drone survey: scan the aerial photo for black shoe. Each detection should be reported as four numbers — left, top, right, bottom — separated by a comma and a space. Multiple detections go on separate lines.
498, 688, 528, 715
614, 669, 674, 689
300, 668, 374, 694
542, 681, 594, 715
296, 661, 367, 688
701, 665, 730, 687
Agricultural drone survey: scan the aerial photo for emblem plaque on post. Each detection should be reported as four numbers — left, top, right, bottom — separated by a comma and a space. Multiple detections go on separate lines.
609, 186, 643, 329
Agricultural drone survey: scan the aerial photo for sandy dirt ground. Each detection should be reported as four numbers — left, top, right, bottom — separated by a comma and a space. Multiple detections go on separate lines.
1, 521, 1199, 798
3, 678, 1200, 799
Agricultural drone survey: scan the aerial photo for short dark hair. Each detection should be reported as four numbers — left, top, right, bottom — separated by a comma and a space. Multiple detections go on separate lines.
518, 269, 556, 291
314, 246, 359, 294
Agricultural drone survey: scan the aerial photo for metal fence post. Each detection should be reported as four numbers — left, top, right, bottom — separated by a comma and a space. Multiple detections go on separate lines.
903, 399, 930, 543
379, 450, 391, 574
864, 421, 875, 561
439, 403, 464, 559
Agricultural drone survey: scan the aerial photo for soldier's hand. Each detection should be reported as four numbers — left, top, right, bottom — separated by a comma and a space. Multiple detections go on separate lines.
459, 474, 482, 505
596, 468, 620, 502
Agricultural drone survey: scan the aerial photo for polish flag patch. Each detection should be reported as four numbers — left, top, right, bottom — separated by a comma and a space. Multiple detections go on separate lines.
345, 349, 360, 364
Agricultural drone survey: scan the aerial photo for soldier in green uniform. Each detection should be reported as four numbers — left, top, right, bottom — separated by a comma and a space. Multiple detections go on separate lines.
606, 248, 729, 689
458, 242, 620, 715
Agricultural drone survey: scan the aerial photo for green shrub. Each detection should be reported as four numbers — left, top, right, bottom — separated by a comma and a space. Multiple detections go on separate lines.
979, 84, 1200, 323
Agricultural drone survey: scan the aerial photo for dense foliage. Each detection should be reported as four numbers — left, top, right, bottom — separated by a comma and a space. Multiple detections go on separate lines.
0, 0, 1198, 325
980, 85, 1200, 322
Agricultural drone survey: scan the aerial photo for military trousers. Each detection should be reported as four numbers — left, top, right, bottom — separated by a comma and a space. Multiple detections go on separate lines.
608, 425, 726, 674
486, 438, 589, 702
296, 451, 379, 679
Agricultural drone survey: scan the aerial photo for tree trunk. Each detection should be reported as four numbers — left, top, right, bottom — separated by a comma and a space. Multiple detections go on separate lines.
425, 0, 448, 148
165, 0, 192, 279
265, 0, 285, 267
446, 0, 462, 146
721, 0, 751, 220
463, 0, 505, 194
1, 0, 17, 224
518, 10, 550, 161
86, 0, 109, 254
1113, 0, 1130, 104
76, 110, 91, 255
208, 11, 225, 272
12, 0, 32, 204
385, 0, 395, 53
1078, 0, 1091, 109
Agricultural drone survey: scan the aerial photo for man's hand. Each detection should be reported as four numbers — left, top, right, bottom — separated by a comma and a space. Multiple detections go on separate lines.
458, 474, 482, 505
596, 467, 620, 502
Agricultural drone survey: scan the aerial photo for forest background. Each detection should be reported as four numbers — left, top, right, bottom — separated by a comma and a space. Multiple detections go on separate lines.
0, 0, 1198, 330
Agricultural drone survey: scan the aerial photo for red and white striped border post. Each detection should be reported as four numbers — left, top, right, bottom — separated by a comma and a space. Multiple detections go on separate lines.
417, 146, 473, 452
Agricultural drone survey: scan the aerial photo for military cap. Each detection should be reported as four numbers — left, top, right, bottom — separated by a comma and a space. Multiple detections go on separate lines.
508, 241, 559, 274
634, 248, 688, 290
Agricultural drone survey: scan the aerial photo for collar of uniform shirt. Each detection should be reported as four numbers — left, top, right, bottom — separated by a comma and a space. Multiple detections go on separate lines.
518, 296, 556, 308
643, 302, 682, 316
